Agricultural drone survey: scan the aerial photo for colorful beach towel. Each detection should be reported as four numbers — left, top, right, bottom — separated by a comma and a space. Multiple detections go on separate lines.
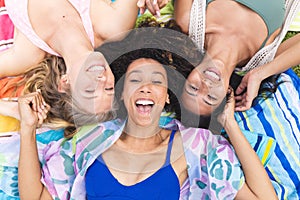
0, 73, 298, 199
0, 0, 299, 198
234, 70, 300, 199
0, 128, 64, 199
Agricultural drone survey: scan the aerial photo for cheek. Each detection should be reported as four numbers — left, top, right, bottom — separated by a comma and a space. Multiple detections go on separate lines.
157, 88, 168, 105
215, 87, 227, 99
122, 85, 136, 100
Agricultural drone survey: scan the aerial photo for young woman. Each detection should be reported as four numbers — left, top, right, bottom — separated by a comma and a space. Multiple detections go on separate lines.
0, 54, 116, 137
0, 0, 166, 115
84, 47, 277, 200
18, 27, 277, 199
175, 0, 300, 114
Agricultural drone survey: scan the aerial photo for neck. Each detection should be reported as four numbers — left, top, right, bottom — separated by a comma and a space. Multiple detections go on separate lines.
205, 31, 249, 73
124, 119, 161, 139
64, 50, 94, 74
119, 121, 165, 152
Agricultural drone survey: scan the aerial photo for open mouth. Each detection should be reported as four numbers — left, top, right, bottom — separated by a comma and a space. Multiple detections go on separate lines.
87, 65, 105, 72
135, 99, 154, 114
204, 68, 221, 81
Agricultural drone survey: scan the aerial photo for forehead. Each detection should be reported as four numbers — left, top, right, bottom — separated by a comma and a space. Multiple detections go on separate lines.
127, 58, 166, 74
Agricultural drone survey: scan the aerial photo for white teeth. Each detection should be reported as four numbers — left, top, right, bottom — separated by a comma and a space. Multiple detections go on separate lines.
136, 100, 154, 105
87, 65, 105, 72
204, 70, 220, 80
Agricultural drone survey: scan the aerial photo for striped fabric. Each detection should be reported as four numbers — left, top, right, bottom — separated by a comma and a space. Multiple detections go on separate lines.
0, 0, 14, 52
234, 69, 300, 200
289, 11, 300, 31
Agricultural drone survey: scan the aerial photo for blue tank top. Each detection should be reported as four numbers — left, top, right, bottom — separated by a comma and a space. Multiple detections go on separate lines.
85, 130, 180, 200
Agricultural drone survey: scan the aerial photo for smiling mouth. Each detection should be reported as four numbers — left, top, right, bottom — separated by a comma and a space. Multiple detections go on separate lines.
87, 65, 105, 72
135, 99, 154, 114
204, 69, 221, 81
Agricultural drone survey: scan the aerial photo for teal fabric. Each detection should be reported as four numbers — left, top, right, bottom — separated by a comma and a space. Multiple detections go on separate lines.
206, 0, 285, 47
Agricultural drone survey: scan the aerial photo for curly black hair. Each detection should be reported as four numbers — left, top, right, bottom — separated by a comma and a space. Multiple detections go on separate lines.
96, 18, 203, 120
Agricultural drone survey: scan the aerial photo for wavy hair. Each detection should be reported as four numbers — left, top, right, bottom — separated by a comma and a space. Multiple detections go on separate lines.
13, 56, 116, 138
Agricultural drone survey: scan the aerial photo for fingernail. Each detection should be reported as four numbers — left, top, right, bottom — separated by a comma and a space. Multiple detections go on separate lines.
153, 0, 157, 5
137, 0, 143, 7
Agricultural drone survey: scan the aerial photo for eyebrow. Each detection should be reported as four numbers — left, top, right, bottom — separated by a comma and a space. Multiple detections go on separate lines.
203, 98, 219, 106
152, 71, 166, 79
127, 70, 142, 76
127, 70, 166, 78
203, 99, 214, 106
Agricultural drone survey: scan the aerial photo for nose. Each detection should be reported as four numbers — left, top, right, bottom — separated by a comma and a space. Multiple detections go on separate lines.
139, 83, 152, 94
95, 66, 115, 92
96, 65, 114, 81
202, 78, 213, 88
197, 78, 209, 95
95, 70, 104, 82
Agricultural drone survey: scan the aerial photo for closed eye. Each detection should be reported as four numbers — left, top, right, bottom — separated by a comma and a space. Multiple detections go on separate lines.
85, 89, 95, 93
152, 80, 162, 84
189, 84, 199, 91
208, 94, 217, 101
130, 79, 141, 83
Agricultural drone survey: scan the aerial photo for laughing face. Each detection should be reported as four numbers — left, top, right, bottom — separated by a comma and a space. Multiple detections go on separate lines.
181, 58, 229, 116
122, 58, 169, 127
70, 52, 115, 114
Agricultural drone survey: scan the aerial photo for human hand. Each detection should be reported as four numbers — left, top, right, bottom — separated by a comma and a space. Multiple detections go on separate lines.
18, 91, 50, 129
235, 69, 263, 111
137, 0, 169, 17
217, 87, 236, 129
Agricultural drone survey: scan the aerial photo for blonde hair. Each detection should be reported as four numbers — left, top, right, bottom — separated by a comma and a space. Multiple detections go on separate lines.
18, 56, 116, 138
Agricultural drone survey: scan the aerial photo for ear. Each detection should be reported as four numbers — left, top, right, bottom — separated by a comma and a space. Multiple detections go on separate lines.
166, 94, 170, 104
58, 74, 70, 93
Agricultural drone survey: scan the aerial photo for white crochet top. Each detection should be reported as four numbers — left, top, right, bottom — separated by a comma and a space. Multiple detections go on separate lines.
189, 0, 300, 73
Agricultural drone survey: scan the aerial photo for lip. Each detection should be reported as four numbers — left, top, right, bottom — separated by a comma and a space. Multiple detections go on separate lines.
203, 67, 221, 82
135, 98, 154, 105
135, 98, 154, 115
83, 52, 107, 72
86, 64, 105, 72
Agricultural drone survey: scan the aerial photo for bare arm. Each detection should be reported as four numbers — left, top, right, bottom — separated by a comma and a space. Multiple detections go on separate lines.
174, 0, 193, 33
275, 33, 300, 57
258, 33, 300, 79
0, 99, 19, 119
235, 33, 300, 111
0, 29, 46, 78
91, 0, 140, 41
219, 90, 277, 199
18, 92, 52, 200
